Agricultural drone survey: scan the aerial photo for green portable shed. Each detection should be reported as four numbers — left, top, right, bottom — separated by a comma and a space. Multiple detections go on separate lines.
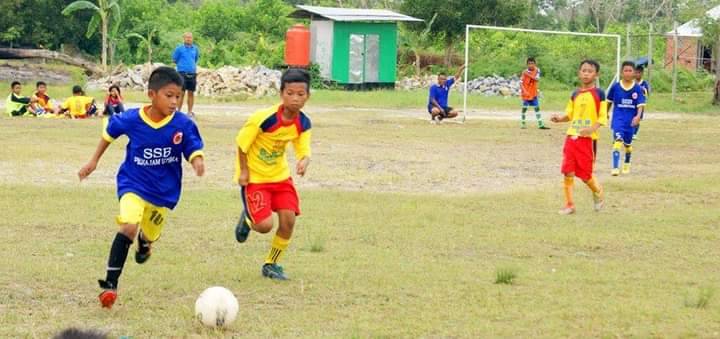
289, 5, 422, 89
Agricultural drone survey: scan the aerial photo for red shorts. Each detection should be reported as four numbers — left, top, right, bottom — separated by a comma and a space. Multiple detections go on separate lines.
561, 136, 595, 181
241, 178, 300, 223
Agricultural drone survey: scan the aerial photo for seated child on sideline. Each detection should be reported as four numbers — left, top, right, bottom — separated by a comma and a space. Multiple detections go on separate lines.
104, 85, 125, 115
6, 81, 37, 117
60, 85, 97, 119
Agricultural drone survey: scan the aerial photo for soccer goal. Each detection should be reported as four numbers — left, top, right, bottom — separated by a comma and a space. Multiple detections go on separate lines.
462, 25, 622, 122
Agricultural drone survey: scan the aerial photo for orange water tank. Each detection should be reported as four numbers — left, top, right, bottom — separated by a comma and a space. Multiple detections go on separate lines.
285, 24, 310, 67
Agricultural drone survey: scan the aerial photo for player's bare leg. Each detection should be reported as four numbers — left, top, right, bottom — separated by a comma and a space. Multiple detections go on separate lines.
430, 107, 442, 124
559, 174, 576, 215
187, 91, 195, 118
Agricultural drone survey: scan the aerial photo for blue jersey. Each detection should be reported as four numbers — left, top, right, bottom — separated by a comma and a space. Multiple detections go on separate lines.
172, 44, 199, 73
638, 79, 650, 97
607, 81, 646, 132
103, 107, 204, 209
428, 77, 455, 110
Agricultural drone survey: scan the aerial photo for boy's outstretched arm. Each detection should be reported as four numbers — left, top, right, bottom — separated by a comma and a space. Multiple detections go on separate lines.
237, 150, 250, 186
78, 139, 111, 180
191, 156, 205, 177
454, 64, 467, 82
296, 157, 310, 177
579, 122, 601, 136
632, 105, 644, 127
551, 114, 570, 123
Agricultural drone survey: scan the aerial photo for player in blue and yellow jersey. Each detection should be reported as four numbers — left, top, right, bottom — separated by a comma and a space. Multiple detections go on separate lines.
233, 69, 312, 280
78, 67, 205, 308
551, 60, 607, 215
608, 61, 646, 176
633, 65, 650, 139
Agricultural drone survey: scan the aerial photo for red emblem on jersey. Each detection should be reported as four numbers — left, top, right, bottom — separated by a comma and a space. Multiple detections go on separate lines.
632, 92, 638, 100
173, 131, 183, 145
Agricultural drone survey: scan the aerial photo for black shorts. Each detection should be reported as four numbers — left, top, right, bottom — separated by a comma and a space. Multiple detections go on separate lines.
427, 106, 453, 117
179, 72, 197, 92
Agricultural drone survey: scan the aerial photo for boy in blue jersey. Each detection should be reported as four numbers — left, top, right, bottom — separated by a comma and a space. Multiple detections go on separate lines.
78, 66, 205, 308
633, 65, 650, 139
428, 64, 465, 123
607, 61, 646, 176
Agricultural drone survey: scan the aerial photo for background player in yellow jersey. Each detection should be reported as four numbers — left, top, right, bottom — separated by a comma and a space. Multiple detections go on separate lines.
234, 68, 312, 280
60, 85, 97, 119
551, 60, 606, 215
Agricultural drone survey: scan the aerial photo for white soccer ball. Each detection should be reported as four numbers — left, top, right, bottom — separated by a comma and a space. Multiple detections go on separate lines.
194, 286, 239, 328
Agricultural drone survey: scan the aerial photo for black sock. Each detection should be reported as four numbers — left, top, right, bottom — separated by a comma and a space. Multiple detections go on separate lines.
105, 232, 133, 288
137, 230, 151, 254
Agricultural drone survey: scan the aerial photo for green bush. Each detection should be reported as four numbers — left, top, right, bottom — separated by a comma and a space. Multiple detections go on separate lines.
647, 69, 715, 93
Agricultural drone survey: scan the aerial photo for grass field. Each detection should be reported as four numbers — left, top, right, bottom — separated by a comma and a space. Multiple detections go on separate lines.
1, 96, 720, 337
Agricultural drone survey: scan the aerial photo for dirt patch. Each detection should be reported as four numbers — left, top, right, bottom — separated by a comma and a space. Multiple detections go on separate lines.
2, 109, 718, 196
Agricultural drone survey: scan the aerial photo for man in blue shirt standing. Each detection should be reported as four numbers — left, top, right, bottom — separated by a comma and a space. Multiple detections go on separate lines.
172, 32, 200, 118
428, 64, 465, 123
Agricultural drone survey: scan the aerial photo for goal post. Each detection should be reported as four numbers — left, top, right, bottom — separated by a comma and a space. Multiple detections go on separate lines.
462, 25, 622, 122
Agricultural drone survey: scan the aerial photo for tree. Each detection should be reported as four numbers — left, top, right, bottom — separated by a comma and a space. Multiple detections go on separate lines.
401, 0, 528, 66
700, 15, 720, 105
62, 0, 122, 71
0, 27, 21, 48
399, 13, 437, 76
127, 28, 158, 64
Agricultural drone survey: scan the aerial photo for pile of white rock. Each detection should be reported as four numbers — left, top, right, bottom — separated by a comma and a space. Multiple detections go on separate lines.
87, 63, 282, 98
396, 74, 521, 96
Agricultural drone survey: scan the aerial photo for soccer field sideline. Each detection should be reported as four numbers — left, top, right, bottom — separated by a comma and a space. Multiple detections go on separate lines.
1, 100, 690, 121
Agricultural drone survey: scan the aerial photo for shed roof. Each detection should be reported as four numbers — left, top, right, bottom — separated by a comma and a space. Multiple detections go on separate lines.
289, 5, 422, 22
666, 5, 720, 37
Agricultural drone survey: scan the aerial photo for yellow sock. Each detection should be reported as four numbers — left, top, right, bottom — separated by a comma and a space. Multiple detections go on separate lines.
563, 176, 574, 207
265, 235, 290, 265
585, 176, 602, 195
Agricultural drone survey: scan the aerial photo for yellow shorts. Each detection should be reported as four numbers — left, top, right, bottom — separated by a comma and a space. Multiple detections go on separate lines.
117, 193, 169, 242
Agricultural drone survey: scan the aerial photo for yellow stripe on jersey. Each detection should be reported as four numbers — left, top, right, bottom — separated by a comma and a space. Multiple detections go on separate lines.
234, 104, 312, 184
102, 117, 115, 143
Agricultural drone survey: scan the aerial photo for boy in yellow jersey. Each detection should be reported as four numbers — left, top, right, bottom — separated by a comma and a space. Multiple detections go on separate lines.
60, 85, 97, 119
551, 60, 607, 215
233, 68, 312, 280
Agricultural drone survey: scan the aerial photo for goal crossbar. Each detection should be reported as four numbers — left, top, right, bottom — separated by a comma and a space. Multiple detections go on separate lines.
462, 25, 622, 122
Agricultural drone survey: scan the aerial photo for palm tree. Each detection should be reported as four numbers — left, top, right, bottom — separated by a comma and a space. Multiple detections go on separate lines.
62, 0, 121, 72
400, 13, 436, 76
127, 27, 158, 65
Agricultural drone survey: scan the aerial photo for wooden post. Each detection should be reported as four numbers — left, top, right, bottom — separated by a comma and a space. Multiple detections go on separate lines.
648, 22, 653, 81
672, 21, 678, 103
626, 23, 632, 59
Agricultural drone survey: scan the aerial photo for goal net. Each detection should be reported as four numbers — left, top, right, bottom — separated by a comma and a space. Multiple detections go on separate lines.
462, 25, 622, 122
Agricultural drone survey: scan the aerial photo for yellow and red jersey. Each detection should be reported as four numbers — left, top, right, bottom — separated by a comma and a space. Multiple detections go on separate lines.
234, 104, 312, 184
564, 87, 608, 140
34, 92, 53, 110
